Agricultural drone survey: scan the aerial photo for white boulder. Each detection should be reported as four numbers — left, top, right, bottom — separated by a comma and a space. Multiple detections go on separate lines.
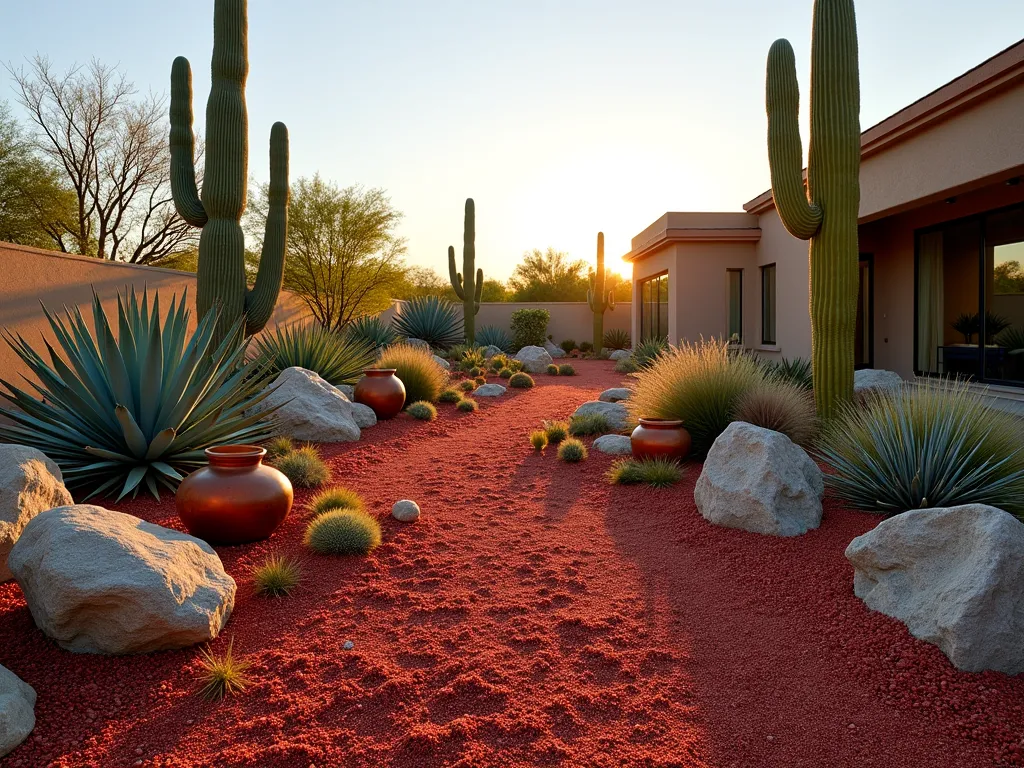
0, 445, 74, 582
845, 504, 1024, 674
695, 422, 824, 537
598, 387, 631, 403
475, 384, 506, 397
513, 346, 554, 373
432, 354, 451, 370
392, 500, 421, 523
592, 435, 633, 455
254, 367, 361, 442
608, 349, 632, 362
0, 664, 35, 758
854, 369, 902, 396
8, 505, 236, 655
572, 401, 630, 432
544, 340, 566, 359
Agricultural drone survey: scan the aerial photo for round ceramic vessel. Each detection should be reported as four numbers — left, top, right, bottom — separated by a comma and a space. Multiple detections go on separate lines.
630, 418, 692, 460
175, 445, 293, 545
354, 368, 406, 419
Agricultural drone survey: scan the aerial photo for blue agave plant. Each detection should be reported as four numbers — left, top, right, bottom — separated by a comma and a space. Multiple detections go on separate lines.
344, 314, 398, 351
391, 296, 464, 349
253, 322, 375, 385
475, 324, 513, 353
0, 288, 276, 500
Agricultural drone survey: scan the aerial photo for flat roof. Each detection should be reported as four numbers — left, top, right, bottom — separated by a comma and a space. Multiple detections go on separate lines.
624, 212, 761, 263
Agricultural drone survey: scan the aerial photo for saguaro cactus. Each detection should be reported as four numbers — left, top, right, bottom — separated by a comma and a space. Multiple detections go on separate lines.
587, 232, 615, 352
170, 0, 289, 341
448, 198, 483, 346
766, 0, 860, 418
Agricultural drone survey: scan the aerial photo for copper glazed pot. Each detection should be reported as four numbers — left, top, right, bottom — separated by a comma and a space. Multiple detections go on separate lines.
354, 368, 406, 419
175, 445, 293, 545
630, 418, 691, 460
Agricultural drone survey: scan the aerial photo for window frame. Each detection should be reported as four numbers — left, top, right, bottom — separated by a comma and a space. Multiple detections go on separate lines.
760, 263, 777, 345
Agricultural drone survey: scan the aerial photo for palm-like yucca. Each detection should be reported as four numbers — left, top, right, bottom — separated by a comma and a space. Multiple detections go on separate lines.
345, 314, 398, 351
392, 296, 464, 349
252, 323, 376, 385
0, 288, 276, 501
817, 379, 1024, 518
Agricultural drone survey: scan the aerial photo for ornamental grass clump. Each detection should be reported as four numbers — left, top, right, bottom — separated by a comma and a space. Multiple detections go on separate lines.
606, 457, 683, 488
377, 343, 448, 403
309, 486, 365, 516
439, 388, 462, 404
543, 420, 569, 444
530, 430, 549, 451
253, 323, 376, 385
456, 398, 479, 413
546, 364, 559, 376
733, 379, 818, 446
569, 413, 611, 436
509, 372, 535, 389
252, 554, 302, 598
557, 438, 587, 463
305, 509, 382, 555
196, 638, 250, 701
275, 445, 330, 489
557, 364, 576, 376
628, 338, 764, 457
264, 436, 295, 462
817, 379, 1024, 518
406, 401, 437, 421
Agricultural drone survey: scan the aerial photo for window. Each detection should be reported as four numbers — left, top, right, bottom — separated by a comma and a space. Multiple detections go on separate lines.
761, 264, 777, 345
727, 269, 743, 343
639, 273, 668, 341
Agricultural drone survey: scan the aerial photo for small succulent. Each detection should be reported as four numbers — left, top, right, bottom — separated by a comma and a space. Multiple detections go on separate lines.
304, 509, 382, 555
264, 436, 295, 462
252, 554, 302, 597
603, 328, 631, 350
309, 486, 365, 516
546, 364, 559, 375
557, 438, 587, 463
569, 413, 611, 436
474, 376, 487, 386
439, 388, 462, 404
457, 398, 479, 413
459, 379, 476, 392
469, 366, 483, 377
498, 368, 513, 379
275, 445, 330, 489
579, 341, 594, 354
196, 638, 250, 701
530, 430, 548, 451
509, 372, 535, 389
557, 364, 576, 376
559, 339, 577, 353
406, 401, 438, 421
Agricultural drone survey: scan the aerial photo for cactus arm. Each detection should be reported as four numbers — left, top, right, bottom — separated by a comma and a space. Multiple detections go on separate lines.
766, 39, 822, 241
608, 290, 615, 311
169, 57, 207, 228
447, 245, 465, 300
473, 268, 483, 312
244, 121, 289, 336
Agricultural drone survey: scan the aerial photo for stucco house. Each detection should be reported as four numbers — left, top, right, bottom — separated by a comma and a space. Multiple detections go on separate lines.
626, 38, 1024, 398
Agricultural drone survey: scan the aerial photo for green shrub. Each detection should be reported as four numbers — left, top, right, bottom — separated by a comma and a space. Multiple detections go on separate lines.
633, 336, 669, 368
818, 379, 1024, 518
264, 436, 295, 462
529, 430, 548, 451
733, 379, 818, 446
546, 364, 559, 375
579, 341, 594, 354
762, 356, 813, 391
628, 338, 764, 457
309, 486, 365, 516
557, 438, 587, 463
569, 412, 611, 436
489, 356, 507, 372
510, 308, 550, 349
392, 295, 464, 349
508, 359, 524, 373
406, 401, 437, 421
474, 376, 487, 386
476, 325, 514, 353
377, 343, 448, 403
614, 357, 640, 374
275, 445, 331, 489
439, 388, 462, 403
456, 398, 479, 413
606, 457, 682, 488
345, 314, 398, 351
557, 364, 576, 376
509, 372, 535, 389
603, 328, 631, 350
196, 638, 250, 701
254, 322, 376, 385
543, 420, 569, 443
469, 366, 483, 377
252, 554, 302, 598
457, 348, 486, 371
559, 339, 577, 353
459, 379, 476, 392
304, 509, 382, 555
498, 367, 513, 379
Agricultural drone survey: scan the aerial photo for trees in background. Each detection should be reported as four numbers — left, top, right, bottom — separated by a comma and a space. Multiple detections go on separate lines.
508, 247, 590, 302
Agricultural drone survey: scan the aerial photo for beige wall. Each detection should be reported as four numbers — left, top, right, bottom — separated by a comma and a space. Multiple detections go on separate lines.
752, 210, 813, 362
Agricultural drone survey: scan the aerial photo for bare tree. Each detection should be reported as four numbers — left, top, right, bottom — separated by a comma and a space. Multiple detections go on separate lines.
6, 56, 197, 263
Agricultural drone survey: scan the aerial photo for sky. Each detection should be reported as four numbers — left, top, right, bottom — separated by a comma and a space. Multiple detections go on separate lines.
2, 1, 1023, 280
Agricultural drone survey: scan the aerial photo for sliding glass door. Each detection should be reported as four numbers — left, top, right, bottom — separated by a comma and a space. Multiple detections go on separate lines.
639, 273, 668, 341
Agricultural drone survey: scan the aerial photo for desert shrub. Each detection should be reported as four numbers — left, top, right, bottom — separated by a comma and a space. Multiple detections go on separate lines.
603, 328, 631, 350
606, 457, 683, 488
509, 359, 524, 372
560, 339, 577, 353
546, 364, 559, 375
345, 314, 398, 351
628, 338, 765, 457
252, 554, 302, 598
305, 509, 382, 555
579, 341, 594, 354
254, 322, 376, 385
392, 295, 464, 349
476, 325, 514, 353
457, 398, 479, 412
264, 436, 295, 462
818, 379, 1024, 518
469, 366, 483, 377
530, 430, 549, 451
377, 343, 448, 403
615, 357, 640, 374
557, 364, 576, 376
510, 308, 550, 349
509, 372, 535, 389
457, 348, 487, 371
474, 376, 487, 386
196, 638, 250, 701
733, 379, 818, 446
489, 357, 507, 372
275, 445, 330, 488
633, 336, 669, 368
439, 388, 462, 403
569, 412, 611, 436
543, 420, 569, 443
498, 367, 513, 379
762, 356, 813, 391
557, 438, 587, 463
459, 379, 476, 392
406, 401, 438, 421
309, 486, 365, 516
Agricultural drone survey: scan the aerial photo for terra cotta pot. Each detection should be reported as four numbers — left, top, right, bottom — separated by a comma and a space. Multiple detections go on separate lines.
630, 418, 691, 460
354, 368, 406, 419
175, 445, 293, 545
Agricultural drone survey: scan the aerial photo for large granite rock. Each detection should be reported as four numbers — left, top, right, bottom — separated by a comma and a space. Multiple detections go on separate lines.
846, 504, 1024, 674
254, 367, 361, 442
0, 664, 35, 758
598, 387, 631, 403
608, 349, 632, 362
0, 445, 74, 582
432, 354, 451, 370
544, 340, 566, 359
474, 384, 506, 397
592, 434, 632, 455
853, 369, 902, 396
695, 422, 824, 537
8, 505, 236, 655
572, 401, 630, 432
513, 346, 554, 374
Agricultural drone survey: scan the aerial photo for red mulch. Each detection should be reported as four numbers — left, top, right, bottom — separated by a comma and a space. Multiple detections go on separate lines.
1, 360, 1023, 768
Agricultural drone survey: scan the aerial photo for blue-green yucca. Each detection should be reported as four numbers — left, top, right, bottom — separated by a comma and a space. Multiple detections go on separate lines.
345, 314, 398, 351
0, 288, 275, 500
391, 295, 464, 349
252, 322, 375, 385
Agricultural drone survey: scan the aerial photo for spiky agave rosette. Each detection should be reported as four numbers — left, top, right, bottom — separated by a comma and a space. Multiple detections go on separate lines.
0, 287, 278, 501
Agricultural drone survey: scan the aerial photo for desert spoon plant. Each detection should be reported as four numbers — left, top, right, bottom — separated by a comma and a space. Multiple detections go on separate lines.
448, 198, 483, 346
587, 232, 615, 352
766, 0, 860, 418
170, 0, 289, 344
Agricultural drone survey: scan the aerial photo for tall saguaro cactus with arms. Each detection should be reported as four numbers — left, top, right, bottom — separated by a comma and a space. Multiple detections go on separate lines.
587, 232, 614, 352
170, 0, 289, 342
448, 198, 483, 346
766, 0, 860, 418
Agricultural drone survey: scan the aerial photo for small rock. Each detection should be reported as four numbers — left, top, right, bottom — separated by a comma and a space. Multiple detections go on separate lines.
482, 345, 505, 359
0, 664, 35, 758
392, 500, 421, 523
853, 368, 902, 396
343, 640, 354, 651
474, 384, 506, 397
598, 387, 631, 403
608, 349, 632, 362
544, 340, 566, 359
350, 403, 377, 429
592, 435, 632, 455
432, 355, 451, 370
337, 384, 355, 400
572, 401, 630, 431
405, 338, 431, 351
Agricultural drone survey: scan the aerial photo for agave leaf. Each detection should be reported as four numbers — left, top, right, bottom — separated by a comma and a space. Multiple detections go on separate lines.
83, 444, 137, 462
144, 428, 177, 460
150, 461, 184, 481
115, 405, 150, 459
96, 305, 136, 416
138, 310, 164, 438
116, 291, 141, 410
116, 465, 150, 502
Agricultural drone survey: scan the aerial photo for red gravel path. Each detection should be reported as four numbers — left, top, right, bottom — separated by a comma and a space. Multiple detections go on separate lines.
1, 360, 1022, 767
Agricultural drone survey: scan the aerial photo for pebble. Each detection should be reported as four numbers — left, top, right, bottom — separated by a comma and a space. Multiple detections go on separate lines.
392, 499, 421, 522
343, 640, 354, 650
